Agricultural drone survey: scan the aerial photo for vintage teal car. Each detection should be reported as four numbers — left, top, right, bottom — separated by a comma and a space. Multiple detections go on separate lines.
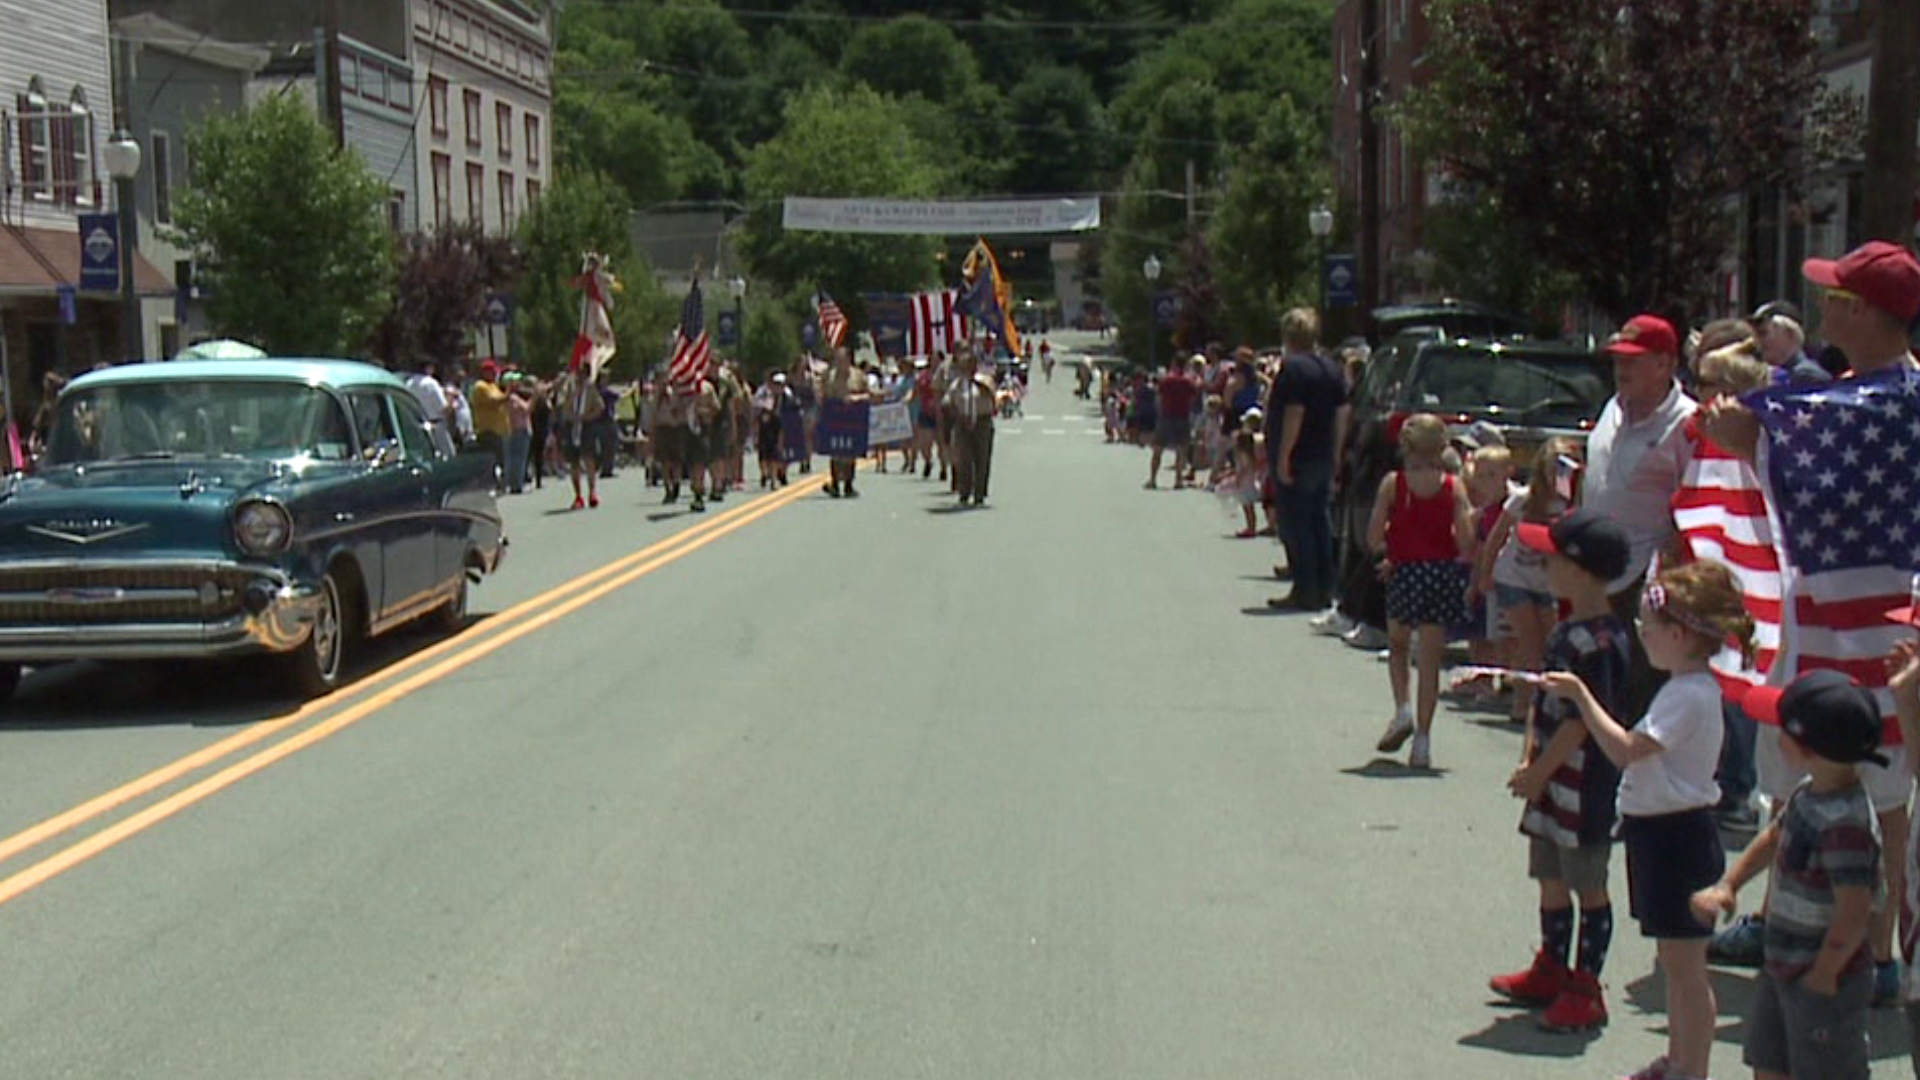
0, 359, 506, 701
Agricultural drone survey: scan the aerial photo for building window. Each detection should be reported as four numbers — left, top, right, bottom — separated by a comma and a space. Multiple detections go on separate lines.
428, 76, 448, 136
496, 102, 512, 160
21, 78, 51, 200
526, 177, 540, 208
463, 88, 482, 149
151, 131, 173, 225
388, 189, 407, 232
466, 162, 485, 223
524, 113, 541, 168
389, 71, 413, 111
431, 152, 452, 225
497, 170, 515, 229
69, 86, 93, 205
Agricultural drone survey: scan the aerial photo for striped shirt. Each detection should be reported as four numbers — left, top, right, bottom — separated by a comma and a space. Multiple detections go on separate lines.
1764, 779, 1882, 982
1520, 615, 1632, 848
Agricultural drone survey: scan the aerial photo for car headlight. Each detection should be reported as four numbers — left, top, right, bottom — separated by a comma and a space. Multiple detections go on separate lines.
233, 500, 293, 556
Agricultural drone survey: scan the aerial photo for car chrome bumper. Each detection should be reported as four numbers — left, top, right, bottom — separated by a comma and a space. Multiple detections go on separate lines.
0, 561, 323, 662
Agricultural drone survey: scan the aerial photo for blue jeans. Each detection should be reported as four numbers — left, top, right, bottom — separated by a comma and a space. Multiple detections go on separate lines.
1277, 457, 1336, 605
504, 429, 531, 493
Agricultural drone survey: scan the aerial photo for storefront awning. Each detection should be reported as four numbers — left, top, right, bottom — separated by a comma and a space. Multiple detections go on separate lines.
0, 224, 174, 298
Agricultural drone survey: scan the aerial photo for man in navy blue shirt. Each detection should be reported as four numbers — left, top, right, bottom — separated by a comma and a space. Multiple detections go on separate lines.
1264, 308, 1349, 612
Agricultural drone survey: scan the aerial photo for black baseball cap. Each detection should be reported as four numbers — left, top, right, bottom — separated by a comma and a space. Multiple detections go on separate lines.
1740, 670, 1889, 767
1516, 508, 1630, 583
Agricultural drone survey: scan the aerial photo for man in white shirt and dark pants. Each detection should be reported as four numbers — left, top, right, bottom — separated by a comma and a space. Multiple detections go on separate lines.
1581, 313, 1697, 718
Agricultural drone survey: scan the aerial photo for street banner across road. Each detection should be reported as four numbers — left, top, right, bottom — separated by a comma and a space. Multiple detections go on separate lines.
817, 399, 870, 457
782, 197, 1100, 235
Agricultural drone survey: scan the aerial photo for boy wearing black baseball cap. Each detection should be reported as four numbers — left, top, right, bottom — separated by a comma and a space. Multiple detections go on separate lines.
1694, 670, 1885, 1080
1489, 509, 1635, 1032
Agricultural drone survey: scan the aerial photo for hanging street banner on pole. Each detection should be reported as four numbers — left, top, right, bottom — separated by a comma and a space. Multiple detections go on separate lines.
782, 197, 1100, 235
78, 213, 120, 292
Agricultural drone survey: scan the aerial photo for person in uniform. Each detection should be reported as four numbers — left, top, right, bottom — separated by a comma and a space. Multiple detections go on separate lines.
943, 346, 999, 507
820, 346, 869, 498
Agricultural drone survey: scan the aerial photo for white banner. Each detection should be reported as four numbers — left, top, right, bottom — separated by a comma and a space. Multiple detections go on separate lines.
782, 197, 1101, 235
868, 401, 914, 447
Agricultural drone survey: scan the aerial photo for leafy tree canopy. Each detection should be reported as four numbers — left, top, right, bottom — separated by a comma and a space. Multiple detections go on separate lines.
1401, 0, 1818, 322
516, 170, 675, 377
168, 94, 394, 357
739, 86, 946, 318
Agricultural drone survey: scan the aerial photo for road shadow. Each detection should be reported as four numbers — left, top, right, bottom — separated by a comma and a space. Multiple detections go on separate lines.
1341, 758, 1449, 779
645, 511, 687, 522
0, 613, 494, 732
926, 504, 993, 515
1457, 1009, 1603, 1058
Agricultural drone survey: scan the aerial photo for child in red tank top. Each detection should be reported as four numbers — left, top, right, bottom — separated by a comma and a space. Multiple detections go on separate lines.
1365, 413, 1477, 769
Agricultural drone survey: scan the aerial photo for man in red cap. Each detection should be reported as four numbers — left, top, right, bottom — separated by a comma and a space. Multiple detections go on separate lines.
1698, 242, 1920, 993
1581, 312, 1697, 717
469, 359, 510, 484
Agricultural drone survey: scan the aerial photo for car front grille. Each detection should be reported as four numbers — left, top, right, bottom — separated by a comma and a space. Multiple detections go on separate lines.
0, 564, 256, 626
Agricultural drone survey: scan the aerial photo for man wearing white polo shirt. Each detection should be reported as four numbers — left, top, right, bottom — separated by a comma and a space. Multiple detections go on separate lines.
1581, 313, 1697, 717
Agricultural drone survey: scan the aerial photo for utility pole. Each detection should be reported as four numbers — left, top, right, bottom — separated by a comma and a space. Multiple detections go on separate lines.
1862, 0, 1920, 245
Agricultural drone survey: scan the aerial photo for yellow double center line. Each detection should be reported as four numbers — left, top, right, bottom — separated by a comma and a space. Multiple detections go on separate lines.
0, 473, 827, 908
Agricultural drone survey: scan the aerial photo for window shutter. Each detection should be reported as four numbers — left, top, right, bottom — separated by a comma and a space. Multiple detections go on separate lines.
13, 95, 35, 193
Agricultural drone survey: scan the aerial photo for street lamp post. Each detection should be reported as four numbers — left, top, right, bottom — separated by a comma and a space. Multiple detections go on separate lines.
1309, 204, 1334, 316
1142, 253, 1161, 370
104, 130, 142, 361
728, 275, 746, 358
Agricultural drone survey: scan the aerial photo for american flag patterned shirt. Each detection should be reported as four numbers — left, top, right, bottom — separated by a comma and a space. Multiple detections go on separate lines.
1519, 615, 1633, 848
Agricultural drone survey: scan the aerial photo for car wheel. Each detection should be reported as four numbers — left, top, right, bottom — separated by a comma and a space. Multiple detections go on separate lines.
0, 662, 19, 705
281, 571, 349, 698
428, 571, 468, 635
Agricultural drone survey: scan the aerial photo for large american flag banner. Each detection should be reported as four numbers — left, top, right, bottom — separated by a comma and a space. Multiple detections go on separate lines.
815, 291, 849, 349
668, 278, 711, 389
1672, 421, 1784, 693
1749, 364, 1920, 738
909, 289, 968, 358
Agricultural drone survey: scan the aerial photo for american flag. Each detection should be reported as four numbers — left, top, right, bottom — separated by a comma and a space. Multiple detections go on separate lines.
1672, 420, 1784, 694
909, 289, 968, 358
668, 278, 711, 389
1749, 365, 1920, 736
816, 291, 848, 349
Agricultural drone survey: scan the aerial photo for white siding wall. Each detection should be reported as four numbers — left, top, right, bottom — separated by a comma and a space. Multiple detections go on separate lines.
2, 0, 116, 230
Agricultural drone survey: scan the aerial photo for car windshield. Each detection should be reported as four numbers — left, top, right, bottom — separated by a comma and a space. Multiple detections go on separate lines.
1406, 346, 1612, 424
43, 379, 356, 465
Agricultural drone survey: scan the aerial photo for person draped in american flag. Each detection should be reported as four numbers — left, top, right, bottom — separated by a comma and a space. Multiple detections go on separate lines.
1701, 239, 1920, 1008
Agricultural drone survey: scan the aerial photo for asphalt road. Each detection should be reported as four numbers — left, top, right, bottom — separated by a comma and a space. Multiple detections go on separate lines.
0, 339, 1909, 1078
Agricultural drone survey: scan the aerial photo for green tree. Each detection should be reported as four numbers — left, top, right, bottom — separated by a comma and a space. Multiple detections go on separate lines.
1005, 65, 1112, 196
739, 86, 946, 324
1206, 96, 1325, 343
516, 170, 673, 377
167, 95, 394, 356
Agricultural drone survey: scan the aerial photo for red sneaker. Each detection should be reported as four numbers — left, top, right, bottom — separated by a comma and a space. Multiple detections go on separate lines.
1489, 949, 1568, 1005
589, 495, 600, 509
1538, 970, 1607, 1032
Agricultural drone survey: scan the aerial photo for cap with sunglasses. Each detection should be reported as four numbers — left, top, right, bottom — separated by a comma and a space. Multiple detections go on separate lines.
1803, 241, 1920, 324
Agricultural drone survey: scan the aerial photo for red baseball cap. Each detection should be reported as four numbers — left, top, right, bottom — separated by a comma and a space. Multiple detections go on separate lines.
1603, 314, 1679, 357
1803, 241, 1920, 324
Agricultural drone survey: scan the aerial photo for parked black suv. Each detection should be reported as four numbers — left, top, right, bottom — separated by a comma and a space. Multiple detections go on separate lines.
1333, 331, 1615, 616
